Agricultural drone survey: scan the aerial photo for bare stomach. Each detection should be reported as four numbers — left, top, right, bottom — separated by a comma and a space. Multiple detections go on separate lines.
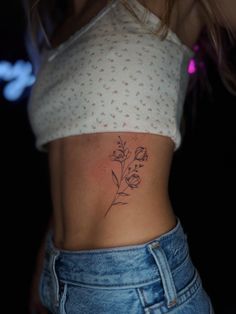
47, 132, 177, 250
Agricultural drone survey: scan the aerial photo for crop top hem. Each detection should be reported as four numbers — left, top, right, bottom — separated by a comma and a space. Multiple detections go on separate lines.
36, 128, 181, 153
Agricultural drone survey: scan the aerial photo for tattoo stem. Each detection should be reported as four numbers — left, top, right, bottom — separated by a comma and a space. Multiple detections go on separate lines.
104, 185, 129, 217
121, 159, 133, 180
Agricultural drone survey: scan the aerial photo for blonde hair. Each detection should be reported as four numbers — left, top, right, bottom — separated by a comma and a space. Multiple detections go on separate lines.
24, 0, 236, 94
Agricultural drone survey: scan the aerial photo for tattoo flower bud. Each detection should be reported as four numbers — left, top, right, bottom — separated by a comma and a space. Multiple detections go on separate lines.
110, 148, 131, 162
125, 174, 141, 189
105, 136, 148, 217
134, 147, 148, 161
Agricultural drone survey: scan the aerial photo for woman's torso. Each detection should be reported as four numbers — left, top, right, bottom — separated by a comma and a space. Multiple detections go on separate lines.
46, 0, 205, 250
49, 133, 176, 250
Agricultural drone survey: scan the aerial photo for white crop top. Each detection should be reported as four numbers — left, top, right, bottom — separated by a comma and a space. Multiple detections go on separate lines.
27, 0, 194, 152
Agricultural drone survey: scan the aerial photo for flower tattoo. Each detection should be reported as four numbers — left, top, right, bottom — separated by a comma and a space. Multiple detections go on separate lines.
104, 136, 148, 217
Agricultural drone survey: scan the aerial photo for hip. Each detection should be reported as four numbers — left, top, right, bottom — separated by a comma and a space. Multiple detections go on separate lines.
39, 219, 214, 314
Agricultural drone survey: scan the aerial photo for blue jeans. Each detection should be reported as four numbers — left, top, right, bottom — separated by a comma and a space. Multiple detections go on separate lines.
39, 219, 214, 313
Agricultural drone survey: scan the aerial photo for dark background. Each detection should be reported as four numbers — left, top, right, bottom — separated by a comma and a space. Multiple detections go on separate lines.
1, 1, 235, 313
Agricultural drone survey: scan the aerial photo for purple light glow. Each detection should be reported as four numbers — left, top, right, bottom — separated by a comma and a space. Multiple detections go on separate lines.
188, 59, 197, 74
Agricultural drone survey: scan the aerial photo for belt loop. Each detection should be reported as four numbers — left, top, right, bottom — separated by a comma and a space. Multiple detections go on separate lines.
148, 241, 177, 308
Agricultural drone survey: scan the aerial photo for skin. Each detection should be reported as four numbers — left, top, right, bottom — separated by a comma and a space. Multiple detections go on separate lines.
29, 1, 236, 313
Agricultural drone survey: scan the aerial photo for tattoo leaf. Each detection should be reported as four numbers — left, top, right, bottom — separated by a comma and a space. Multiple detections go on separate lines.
118, 192, 130, 196
112, 170, 119, 188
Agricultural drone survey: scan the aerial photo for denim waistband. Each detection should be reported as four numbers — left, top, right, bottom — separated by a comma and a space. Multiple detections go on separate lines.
44, 219, 190, 289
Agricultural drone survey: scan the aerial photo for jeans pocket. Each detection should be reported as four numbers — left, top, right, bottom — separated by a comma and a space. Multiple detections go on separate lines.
38, 270, 51, 310
136, 266, 212, 314
39, 272, 68, 314
169, 271, 213, 314
62, 282, 144, 314
137, 247, 214, 314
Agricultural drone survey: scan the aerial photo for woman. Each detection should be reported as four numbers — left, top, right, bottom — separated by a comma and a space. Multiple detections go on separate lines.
23, 0, 235, 313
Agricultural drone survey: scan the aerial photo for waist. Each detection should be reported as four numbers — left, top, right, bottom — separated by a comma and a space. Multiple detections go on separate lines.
52, 196, 176, 250
44, 219, 195, 288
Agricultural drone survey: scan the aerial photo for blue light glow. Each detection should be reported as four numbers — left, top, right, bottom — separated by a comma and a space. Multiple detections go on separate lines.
0, 60, 35, 101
